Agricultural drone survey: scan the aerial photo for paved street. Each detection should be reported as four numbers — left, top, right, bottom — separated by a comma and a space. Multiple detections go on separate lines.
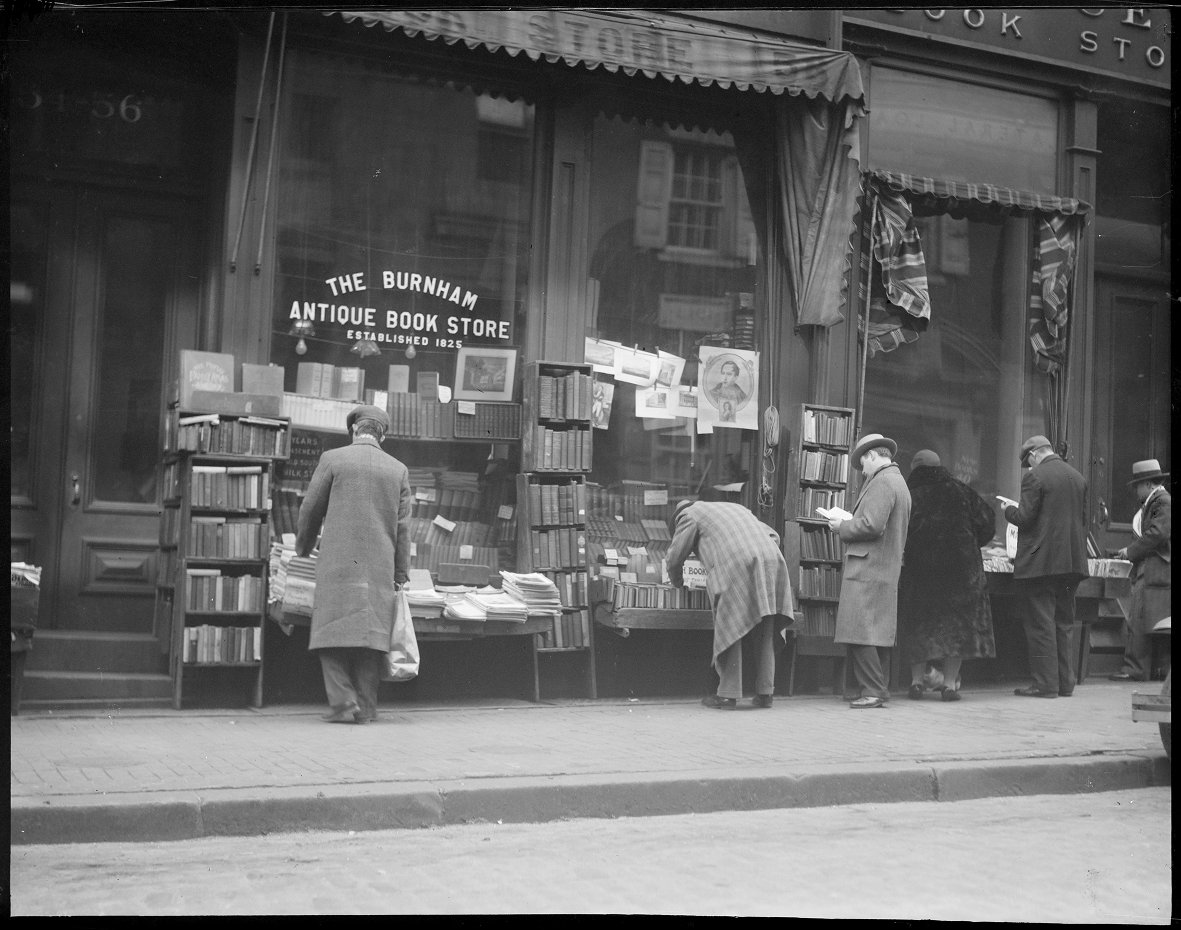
10, 787, 1171, 919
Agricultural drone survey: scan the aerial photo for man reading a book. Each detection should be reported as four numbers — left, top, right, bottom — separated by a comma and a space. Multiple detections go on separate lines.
296, 404, 412, 724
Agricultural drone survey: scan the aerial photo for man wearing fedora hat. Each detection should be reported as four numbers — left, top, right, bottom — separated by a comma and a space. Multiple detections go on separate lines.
296, 404, 412, 723
825, 432, 911, 709
1109, 459, 1171, 682
999, 435, 1088, 698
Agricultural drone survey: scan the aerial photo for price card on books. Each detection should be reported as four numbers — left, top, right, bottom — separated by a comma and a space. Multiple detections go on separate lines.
457, 400, 477, 415
433, 515, 457, 533
416, 488, 437, 501
604, 547, 619, 563
644, 488, 668, 506
459, 545, 474, 560
631, 545, 648, 556
620, 571, 638, 583
682, 558, 708, 589
497, 505, 514, 520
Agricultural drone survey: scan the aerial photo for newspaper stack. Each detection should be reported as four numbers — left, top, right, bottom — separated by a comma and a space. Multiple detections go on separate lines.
499, 571, 562, 614
11, 562, 42, 587
282, 555, 318, 616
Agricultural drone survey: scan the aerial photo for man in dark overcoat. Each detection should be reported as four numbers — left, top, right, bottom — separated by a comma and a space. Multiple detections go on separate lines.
296, 404, 411, 723
1110, 458, 1171, 681
1000, 435, 1088, 698
827, 432, 911, 709
667, 497, 795, 709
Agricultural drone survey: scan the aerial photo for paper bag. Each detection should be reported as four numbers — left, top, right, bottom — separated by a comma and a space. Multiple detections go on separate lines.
382, 587, 419, 681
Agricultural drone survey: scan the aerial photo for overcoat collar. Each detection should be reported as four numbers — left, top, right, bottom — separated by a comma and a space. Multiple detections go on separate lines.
854, 461, 900, 508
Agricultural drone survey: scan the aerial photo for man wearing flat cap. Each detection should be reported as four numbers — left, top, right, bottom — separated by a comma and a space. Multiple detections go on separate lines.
296, 404, 411, 723
825, 432, 911, 709
1109, 459, 1170, 682
999, 435, 1088, 698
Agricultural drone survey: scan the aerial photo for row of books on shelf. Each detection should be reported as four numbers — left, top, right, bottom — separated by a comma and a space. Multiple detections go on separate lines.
184, 518, 269, 560
411, 544, 500, 577
585, 538, 670, 570
799, 487, 847, 514
586, 481, 684, 525
601, 579, 711, 611
280, 393, 363, 431
798, 564, 842, 599
295, 362, 367, 402
798, 449, 850, 484
525, 480, 588, 527
168, 413, 290, 458
410, 485, 486, 522
528, 528, 587, 571
799, 527, 844, 561
536, 371, 593, 421
410, 516, 498, 549
798, 602, 837, 638
181, 624, 262, 664
529, 425, 592, 471
388, 394, 454, 439
802, 408, 853, 447
452, 402, 521, 441
539, 569, 589, 609
538, 609, 591, 649
184, 569, 265, 612
166, 463, 272, 511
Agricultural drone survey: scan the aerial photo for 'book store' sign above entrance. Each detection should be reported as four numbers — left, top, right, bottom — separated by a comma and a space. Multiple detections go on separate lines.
286, 268, 511, 351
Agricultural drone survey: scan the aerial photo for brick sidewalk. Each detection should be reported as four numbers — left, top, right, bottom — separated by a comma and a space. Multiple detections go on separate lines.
11, 680, 1170, 844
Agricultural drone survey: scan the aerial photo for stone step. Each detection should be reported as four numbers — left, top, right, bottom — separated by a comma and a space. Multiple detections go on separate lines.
24, 630, 167, 675
18, 670, 173, 706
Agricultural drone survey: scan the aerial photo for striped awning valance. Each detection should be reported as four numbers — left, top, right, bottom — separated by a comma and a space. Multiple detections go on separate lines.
868, 169, 1092, 219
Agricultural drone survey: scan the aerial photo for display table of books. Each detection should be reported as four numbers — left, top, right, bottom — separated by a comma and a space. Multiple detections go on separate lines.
590, 577, 714, 635
982, 552, 1133, 684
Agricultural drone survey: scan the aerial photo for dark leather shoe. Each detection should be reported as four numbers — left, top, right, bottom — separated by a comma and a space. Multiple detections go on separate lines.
702, 695, 737, 709
908, 684, 924, 700
1108, 672, 1134, 681
940, 687, 961, 702
752, 694, 773, 708
323, 701, 363, 723
1013, 685, 1058, 698
1058, 691, 1073, 697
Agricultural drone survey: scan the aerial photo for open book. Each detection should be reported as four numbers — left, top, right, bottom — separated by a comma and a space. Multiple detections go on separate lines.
815, 506, 853, 522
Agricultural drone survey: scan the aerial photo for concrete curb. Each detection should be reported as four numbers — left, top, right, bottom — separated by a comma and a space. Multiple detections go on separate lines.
11, 752, 1169, 846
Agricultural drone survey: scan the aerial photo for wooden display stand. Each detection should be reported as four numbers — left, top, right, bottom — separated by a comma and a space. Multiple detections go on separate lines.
783, 403, 855, 695
519, 360, 597, 698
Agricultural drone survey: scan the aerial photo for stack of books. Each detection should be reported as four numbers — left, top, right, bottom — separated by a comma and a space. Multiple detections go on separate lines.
499, 571, 562, 613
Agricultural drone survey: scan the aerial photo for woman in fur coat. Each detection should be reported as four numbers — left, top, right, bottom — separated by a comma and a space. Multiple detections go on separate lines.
898, 450, 997, 701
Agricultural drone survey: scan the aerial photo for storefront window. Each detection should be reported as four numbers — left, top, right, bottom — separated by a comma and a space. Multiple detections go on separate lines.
585, 116, 760, 502
269, 47, 533, 399
860, 214, 1031, 530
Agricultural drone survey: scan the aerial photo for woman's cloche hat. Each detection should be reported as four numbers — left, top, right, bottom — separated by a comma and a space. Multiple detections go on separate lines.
1128, 459, 1168, 485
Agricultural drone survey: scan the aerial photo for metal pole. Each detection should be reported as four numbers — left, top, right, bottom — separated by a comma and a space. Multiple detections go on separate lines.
254, 13, 289, 276
230, 12, 275, 273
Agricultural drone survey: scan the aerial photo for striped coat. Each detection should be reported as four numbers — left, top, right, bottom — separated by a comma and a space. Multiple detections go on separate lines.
295, 437, 412, 651
666, 501, 795, 667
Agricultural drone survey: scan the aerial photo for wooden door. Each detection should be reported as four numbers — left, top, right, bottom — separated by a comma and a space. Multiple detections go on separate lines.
1088, 274, 1171, 552
10, 185, 199, 632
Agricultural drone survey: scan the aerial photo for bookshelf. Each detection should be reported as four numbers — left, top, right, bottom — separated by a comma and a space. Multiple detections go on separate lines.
157, 411, 289, 709
784, 403, 855, 695
518, 360, 596, 697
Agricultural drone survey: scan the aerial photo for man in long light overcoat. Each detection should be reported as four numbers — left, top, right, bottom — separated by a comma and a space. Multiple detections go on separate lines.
827, 432, 911, 708
296, 404, 411, 724
667, 496, 796, 709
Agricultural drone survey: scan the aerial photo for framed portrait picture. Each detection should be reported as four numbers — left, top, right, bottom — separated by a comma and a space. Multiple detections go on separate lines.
453, 347, 517, 402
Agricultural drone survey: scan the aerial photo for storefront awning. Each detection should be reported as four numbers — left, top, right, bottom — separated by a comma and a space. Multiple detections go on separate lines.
336, 9, 865, 105
868, 169, 1092, 219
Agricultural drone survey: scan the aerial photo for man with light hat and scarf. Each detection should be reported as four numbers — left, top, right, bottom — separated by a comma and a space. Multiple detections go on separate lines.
825, 432, 911, 708
296, 404, 412, 723
1109, 458, 1170, 682
666, 492, 796, 709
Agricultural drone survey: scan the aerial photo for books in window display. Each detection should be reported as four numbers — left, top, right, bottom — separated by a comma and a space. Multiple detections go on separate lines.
173, 413, 289, 458
799, 449, 850, 484
802, 408, 853, 446
531, 425, 590, 471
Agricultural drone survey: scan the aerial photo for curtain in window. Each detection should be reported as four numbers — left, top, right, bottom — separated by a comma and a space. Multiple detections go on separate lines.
857, 180, 931, 356
1029, 214, 1080, 377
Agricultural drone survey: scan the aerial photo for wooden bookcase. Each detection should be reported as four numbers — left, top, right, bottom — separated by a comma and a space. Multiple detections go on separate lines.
783, 403, 855, 695
518, 360, 596, 698
156, 411, 289, 709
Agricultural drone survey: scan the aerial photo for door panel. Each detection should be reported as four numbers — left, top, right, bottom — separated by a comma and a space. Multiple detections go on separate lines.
1090, 276, 1171, 552
12, 185, 197, 632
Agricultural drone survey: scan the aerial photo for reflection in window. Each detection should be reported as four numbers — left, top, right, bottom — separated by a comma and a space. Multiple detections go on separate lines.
586, 117, 759, 504
270, 48, 533, 397
9, 203, 46, 502
860, 214, 1027, 536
